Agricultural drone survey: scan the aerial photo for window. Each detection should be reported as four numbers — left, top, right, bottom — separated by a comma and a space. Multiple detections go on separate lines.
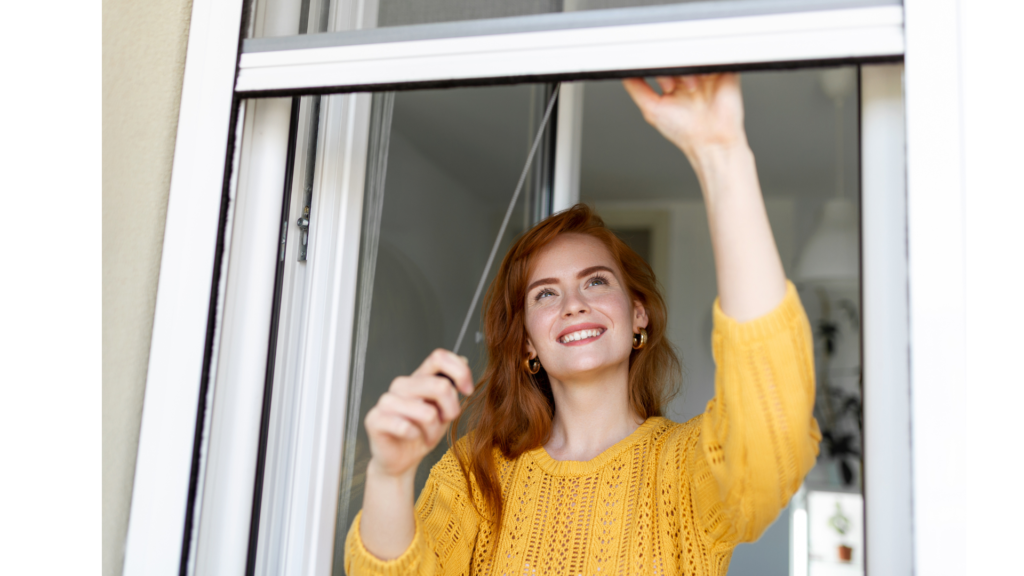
123, 1, 915, 575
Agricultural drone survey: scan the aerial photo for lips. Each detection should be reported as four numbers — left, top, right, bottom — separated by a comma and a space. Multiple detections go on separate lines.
557, 323, 607, 345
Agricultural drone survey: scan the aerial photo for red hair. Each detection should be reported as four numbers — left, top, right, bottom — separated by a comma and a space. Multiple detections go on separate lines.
450, 204, 681, 528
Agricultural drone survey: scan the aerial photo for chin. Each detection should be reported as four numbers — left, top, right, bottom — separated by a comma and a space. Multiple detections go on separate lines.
547, 354, 626, 381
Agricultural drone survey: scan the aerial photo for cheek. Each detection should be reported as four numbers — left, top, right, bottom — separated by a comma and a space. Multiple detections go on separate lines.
592, 292, 633, 322
525, 306, 558, 346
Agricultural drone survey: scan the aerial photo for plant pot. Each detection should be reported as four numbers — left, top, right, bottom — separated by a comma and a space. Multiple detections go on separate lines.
838, 545, 853, 562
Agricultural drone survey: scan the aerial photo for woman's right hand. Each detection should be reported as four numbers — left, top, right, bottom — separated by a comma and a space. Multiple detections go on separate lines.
622, 74, 747, 180
364, 349, 475, 480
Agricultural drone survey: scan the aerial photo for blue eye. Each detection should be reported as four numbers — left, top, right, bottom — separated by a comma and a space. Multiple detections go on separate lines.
534, 289, 555, 301
588, 274, 609, 287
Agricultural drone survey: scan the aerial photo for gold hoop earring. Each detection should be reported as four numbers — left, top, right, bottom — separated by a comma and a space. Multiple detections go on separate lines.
523, 356, 541, 375
632, 328, 648, 350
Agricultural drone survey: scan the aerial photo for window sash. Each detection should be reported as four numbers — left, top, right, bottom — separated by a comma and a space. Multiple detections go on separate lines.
237, 2, 904, 94
243, 0, 901, 53
125, 2, 915, 575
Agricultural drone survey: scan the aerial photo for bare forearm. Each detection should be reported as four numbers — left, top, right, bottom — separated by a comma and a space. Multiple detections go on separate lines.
621, 74, 787, 320
357, 350, 473, 560
691, 142, 786, 322
359, 461, 417, 560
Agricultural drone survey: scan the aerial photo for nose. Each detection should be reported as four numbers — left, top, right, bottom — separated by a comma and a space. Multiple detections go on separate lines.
561, 288, 590, 318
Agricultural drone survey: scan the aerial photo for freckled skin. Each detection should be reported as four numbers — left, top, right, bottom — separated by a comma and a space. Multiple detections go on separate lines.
522, 233, 648, 386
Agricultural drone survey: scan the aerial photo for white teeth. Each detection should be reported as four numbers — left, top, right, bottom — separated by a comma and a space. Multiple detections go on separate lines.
560, 329, 603, 343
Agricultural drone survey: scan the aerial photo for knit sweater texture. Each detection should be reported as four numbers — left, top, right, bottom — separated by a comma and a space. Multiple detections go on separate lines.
345, 281, 820, 576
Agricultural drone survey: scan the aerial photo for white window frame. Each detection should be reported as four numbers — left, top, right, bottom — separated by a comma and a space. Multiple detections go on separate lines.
123, 1, 974, 575
235, 3, 903, 93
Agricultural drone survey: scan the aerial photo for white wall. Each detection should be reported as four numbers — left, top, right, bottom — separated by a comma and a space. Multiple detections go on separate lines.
958, 0, 1024, 571
376, 131, 513, 353
904, 1, 1024, 572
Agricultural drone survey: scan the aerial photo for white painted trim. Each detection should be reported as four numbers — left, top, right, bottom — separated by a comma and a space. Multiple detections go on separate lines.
217, 91, 373, 576
251, 0, 304, 39
191, 97, 294, 576
860, 63, 912, 576
122, 0, 246, 573
185, 0, 309, 572
250, 1, 380, 572
236, 6, 904, 93
289, 92, 373, 576
184, 100, 248, 576
902, 2, 967, 575
959, 1, 1024, 569
248, 92, 375, 576
253, 96, 318, 576
552, 82, 583, 213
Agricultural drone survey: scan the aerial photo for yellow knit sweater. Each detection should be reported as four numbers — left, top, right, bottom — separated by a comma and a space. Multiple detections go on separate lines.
346, 282, 820, 576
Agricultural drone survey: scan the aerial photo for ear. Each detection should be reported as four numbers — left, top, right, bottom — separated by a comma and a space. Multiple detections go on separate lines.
633, 301, 649, 331
524, 336, 538, 359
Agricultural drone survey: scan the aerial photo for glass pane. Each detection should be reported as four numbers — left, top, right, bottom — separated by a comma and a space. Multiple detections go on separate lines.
243, 64, 870, 576
578, 66, 863, 574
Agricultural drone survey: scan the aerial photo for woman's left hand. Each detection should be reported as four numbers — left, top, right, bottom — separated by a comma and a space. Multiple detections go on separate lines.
622, 73, 747, 168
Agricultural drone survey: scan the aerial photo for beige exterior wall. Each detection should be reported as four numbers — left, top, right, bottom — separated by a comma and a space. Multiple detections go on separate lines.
102, 0, 193, 574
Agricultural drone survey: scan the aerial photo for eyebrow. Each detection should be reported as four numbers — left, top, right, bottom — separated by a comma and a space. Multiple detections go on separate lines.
526, 265, 617, 293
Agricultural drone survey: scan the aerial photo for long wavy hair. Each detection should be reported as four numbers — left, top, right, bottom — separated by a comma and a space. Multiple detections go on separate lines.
449, 204, 681, 528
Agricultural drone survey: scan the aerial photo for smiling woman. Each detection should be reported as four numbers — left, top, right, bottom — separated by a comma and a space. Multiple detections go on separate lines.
446, 209, 680, 532
347, 74, 820, 576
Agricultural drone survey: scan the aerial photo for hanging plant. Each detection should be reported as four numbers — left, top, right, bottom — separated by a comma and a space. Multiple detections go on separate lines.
812, 287, 863, 487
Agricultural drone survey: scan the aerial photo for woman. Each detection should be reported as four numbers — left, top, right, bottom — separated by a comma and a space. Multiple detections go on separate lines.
346, 73, 820, 575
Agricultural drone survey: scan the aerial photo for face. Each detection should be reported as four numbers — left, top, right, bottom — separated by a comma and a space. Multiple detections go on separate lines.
523, 233, 648, 383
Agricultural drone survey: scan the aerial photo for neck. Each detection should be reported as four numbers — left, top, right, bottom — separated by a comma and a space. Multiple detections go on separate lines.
544, 361, 643, 462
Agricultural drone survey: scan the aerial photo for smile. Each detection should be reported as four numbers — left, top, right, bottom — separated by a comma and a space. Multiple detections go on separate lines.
558, 328, 606, 345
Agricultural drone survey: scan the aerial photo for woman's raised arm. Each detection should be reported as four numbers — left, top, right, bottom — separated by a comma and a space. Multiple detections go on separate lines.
625, 73, 819, 544
623, 74, 786, 321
